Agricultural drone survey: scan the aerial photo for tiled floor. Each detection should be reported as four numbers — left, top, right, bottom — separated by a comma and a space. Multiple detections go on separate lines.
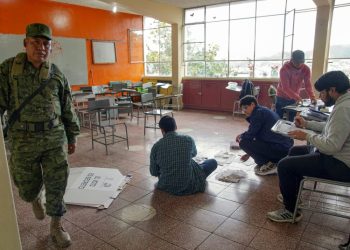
10, 109, 350, 250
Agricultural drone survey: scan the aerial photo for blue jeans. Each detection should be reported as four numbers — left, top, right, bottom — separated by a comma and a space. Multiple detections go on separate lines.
199, 159, 217, 177
239, 138, 290, 166
275, 96, 296, 121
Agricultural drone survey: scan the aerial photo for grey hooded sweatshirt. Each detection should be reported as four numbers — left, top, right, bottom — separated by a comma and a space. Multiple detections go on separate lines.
306, 92, 350, 168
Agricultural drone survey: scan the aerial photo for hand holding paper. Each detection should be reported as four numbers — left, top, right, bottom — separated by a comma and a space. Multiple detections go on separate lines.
288, 130, 308, 141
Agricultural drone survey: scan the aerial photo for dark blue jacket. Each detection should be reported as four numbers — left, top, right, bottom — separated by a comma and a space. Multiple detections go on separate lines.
241, 105, 293, 150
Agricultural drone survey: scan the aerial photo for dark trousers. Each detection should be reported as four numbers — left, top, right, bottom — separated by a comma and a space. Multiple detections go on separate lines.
278, 145, 350, 212
199, 159, 218, 177
275, 96, 296, 121
239, 139, 290, 166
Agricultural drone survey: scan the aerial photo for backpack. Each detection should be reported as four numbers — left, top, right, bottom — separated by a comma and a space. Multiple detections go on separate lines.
239, 79, 254, 99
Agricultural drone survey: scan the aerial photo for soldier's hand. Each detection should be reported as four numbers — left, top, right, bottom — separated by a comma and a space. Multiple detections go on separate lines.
68, 143, 76, 154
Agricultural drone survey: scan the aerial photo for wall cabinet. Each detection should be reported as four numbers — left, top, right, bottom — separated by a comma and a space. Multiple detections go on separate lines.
183, 79, 277, 112
183, 80, 237, 112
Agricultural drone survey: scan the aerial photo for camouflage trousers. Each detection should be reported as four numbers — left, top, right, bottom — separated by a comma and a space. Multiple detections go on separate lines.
10, 145, 69, 217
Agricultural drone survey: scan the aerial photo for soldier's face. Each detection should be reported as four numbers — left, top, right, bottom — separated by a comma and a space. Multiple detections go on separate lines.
24, 37, 51, 67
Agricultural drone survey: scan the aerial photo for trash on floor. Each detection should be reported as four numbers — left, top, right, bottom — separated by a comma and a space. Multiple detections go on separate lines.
64, 167, 131, 209
215, 169, 247, 183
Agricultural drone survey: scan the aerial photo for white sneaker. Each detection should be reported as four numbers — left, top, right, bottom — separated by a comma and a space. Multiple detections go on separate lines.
267, 208, 303, 223
254, 165, 261, 173
256, 161, 277, 175
277, 193, 284, 203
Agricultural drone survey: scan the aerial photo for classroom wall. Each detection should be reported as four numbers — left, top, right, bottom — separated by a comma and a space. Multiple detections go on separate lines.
0, 0, 144, 88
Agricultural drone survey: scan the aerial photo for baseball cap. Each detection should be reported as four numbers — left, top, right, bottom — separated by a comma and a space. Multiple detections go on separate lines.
26, 23, 52, 40
315, 71, 350, 92
291, 50, 305, 64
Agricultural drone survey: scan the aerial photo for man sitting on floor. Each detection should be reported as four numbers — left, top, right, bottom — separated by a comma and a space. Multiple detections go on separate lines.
267, 71, 350, 223
235, 95, 294, 175
150, 115, 217, 195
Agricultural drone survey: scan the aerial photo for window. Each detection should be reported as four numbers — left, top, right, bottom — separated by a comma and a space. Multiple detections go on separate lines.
143, 17, 172, 76
328, 1, 350, 76
184, 0, 316, 78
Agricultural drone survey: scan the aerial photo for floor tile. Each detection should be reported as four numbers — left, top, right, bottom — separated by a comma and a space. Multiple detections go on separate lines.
162, 222, 211, 249
197, 234, 246, 250
214, 218, 259, 245
249, 228, 298, 250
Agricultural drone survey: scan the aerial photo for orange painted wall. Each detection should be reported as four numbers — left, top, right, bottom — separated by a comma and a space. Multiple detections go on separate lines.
0, 0, 144, 88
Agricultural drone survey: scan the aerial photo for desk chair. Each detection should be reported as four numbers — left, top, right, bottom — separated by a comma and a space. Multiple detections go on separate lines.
88, 99, 129, 154
292, 177, 350, 223
233, 86, 260, 119
141, 93, 173, 135
163, 83, 183, 111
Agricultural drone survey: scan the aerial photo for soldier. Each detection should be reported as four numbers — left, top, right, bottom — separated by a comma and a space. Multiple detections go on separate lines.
0, 23, 80, 248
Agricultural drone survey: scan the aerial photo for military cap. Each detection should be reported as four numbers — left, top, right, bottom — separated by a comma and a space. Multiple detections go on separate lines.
315, 71, 350, 93
291, 50, 305, 64
26, 23, 52, 40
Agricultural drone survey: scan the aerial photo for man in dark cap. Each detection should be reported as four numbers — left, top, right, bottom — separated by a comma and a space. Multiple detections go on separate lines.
275, 50, 316, 120
0, 23, 80, 247
267, 71, 350, 223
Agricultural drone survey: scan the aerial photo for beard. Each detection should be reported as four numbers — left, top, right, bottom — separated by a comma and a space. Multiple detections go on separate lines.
324, 93, 335, 107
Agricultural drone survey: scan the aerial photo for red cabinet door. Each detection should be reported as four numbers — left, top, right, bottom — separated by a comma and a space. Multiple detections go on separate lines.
183, 80, 202, 107
201, 82, 221, 108
220, 83, 237, 111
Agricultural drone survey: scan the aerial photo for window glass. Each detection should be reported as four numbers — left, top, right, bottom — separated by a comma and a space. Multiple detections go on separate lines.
257, 0, 285, 16
185, 7, 205, 23
206, 21, 229, 60
159, 62, 172, 76
206, 61, 229, 77
144, 17, 159, 29
144, 29, 159, 62
229, 61, 252, 77
329, 6, 350, 58
184, 24, 204, 43
185, 62, 205, 76
145, 63, 160, 76
255, 15, 284, 60
287, 0, 315, 11
229, 18, 255, 60
143, 17, 172, 76
335, 0, 350, 4
328, 5, 350, 74
230, 0, 256, 19
293, 10, 316, 59
159, 27, 171, 62
254, 60, 282, 78
184, 43, 204, 61
206, 3, 229, 22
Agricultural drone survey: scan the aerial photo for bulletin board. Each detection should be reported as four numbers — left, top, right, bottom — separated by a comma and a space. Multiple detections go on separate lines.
0, 34, 88, 85
92, 40, 116, 64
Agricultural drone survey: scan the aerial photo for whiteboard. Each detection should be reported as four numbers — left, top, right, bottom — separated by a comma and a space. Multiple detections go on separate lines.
92, 40, 116, 64
0, 34, 88, 85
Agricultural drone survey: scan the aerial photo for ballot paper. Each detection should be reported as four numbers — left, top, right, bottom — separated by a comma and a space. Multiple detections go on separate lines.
271, 120, 316, 137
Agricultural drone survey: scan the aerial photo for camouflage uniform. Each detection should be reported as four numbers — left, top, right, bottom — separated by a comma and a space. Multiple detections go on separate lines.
0, 52, 80, 216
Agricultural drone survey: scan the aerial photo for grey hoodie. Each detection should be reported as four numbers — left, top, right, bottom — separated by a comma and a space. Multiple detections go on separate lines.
306, 92, 350, 167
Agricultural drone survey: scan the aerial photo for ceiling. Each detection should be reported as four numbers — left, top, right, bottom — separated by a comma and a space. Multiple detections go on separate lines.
53, 0, 238, 13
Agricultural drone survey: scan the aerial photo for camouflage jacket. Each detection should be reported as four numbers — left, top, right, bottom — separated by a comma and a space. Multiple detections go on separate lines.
0, 53, 80, 144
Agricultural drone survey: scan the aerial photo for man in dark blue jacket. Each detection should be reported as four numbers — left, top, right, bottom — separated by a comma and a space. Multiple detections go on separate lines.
236, 95, 293, 175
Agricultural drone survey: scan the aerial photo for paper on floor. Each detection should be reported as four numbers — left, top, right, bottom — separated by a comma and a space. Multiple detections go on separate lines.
64, 167, 131, 209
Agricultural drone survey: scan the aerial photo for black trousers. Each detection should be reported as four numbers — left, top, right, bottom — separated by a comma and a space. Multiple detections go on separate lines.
278, 145, 350, 212
239, 139, 290, 166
